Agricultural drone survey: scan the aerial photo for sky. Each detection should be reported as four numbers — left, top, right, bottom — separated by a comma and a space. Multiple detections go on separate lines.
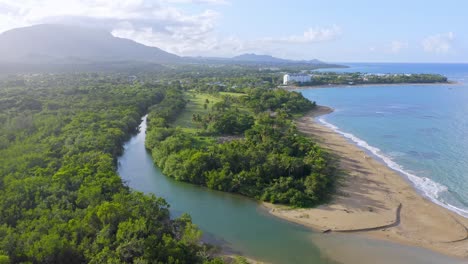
0, 0, 466, 62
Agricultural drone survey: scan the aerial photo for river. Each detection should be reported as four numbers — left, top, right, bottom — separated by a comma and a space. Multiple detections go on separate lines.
117, 115, 465, 264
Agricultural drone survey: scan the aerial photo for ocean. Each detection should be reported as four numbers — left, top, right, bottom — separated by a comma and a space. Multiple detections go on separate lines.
299, 63, 468, 218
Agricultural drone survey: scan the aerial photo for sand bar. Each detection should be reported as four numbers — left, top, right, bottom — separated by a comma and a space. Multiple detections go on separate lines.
264, 106, 468, 258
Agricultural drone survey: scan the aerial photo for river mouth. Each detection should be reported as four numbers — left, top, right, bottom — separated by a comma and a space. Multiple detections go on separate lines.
117, 115, 465, 264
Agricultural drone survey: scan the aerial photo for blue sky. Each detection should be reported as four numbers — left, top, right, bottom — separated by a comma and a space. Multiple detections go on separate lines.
0, 0, 466, 62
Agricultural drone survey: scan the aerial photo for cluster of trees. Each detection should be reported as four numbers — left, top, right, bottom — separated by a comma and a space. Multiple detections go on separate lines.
243, 89, 315, 114
362, 73, 448, 84
209, 110, 254, 135
189, 89, 314, 136
0, 75, 227, 263
295, 72, 448, 86
146, 86, 336, 207
147, 86, 187, 128
190, 96, 255, 135
192, 110, 254, 135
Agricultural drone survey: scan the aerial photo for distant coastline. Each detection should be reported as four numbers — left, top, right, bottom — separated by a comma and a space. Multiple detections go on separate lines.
281, 80, 458, 90
265, 105, 468, 259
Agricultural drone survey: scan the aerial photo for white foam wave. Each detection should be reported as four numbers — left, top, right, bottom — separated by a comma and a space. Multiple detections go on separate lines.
317, 117, 468, 218
388, 151, 406, 157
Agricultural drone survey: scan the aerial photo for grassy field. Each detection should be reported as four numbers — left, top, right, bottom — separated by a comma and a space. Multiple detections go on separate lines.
219, 91, 247, 97
172, 91, 251, 143
172, 92, 222, 130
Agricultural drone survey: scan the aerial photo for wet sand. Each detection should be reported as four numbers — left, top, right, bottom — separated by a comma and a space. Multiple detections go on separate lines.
265, 105, 468, 259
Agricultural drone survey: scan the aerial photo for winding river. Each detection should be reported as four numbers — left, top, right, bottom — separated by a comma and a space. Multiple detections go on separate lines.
117, 116, 465, 264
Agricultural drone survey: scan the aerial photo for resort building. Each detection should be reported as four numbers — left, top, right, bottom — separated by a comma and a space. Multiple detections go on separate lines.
283, 74, 312, 85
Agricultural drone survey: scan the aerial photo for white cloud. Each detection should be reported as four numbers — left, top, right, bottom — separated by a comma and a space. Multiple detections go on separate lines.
389, 40, 408, 54
163, 0, 229, 4
422, 32, 455, 54
261, 25, 342, 44
367, 41, 408, 54
113, 24, 342, 56
0, 1, 340, 58
0, 0, 228, 55
111, 10, 223, 55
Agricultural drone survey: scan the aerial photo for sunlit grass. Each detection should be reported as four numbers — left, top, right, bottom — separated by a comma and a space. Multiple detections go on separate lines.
172, 91, 221, 129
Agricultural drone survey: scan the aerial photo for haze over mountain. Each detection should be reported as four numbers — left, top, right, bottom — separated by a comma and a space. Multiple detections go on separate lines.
0, 24, 330, 68
0, 24, 182, 64
230, 53, 325, 64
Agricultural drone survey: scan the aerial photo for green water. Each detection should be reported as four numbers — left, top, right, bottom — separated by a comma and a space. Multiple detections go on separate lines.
117, 116, 466, 264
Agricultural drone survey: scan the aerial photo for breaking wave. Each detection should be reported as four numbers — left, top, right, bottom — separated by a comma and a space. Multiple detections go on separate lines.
317, 117, 468, 218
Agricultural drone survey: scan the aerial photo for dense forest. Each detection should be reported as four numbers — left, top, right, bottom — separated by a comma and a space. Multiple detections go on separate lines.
0, 74, 229, 263
145, 80, 336, 207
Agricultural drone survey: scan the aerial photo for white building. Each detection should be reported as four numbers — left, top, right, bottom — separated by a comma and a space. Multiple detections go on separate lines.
283, 74, 312, 85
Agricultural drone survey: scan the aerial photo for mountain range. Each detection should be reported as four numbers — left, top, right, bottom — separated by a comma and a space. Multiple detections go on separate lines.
0, 24, 330, 67
231, 53, 324, 64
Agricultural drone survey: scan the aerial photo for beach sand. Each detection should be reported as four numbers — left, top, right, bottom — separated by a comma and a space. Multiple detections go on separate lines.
264, 106, 468, 259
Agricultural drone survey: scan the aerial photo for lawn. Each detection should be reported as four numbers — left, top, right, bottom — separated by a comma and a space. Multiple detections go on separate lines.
172, 91, 222, 130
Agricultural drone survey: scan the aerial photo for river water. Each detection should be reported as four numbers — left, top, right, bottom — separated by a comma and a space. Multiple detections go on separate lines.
117, 116, 464, 264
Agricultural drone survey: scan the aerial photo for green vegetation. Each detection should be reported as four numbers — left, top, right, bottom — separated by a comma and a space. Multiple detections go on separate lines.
0, 74, 225, 263
1, 63, 446, 264
293, 72, 448, 86
172, 92, 222, 129
146, 82, 335, 207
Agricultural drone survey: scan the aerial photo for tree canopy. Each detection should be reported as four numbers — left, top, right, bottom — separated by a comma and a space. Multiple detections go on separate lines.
146, 83, 336, 207
0, 74, 225, 263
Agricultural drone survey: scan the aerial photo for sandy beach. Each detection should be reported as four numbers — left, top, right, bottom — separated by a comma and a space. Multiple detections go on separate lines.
265, 105, 468, 258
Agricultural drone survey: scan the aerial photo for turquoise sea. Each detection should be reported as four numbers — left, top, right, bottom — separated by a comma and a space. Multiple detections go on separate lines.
301, 63, 468, 217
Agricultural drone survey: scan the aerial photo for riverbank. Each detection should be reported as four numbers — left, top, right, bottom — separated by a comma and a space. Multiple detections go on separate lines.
265, 105, 468, 258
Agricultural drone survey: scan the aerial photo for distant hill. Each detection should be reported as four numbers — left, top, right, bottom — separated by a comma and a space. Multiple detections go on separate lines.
231, 53, 325, 64
0, 24, 181, 64
232, 53, 290, 63
186, 53, 328, 66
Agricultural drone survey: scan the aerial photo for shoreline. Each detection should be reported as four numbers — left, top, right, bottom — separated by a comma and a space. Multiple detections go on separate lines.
265, 105, 468, 259
281, 81, 459, 90
223, 255, 267, 264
